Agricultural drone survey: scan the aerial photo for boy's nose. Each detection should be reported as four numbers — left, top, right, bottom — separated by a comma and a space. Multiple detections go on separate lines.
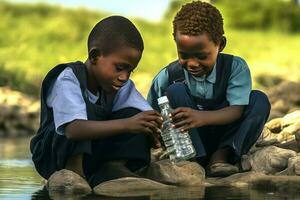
186, 58, 199, 69
179, 57, 199, 67
118, 71, 130, 82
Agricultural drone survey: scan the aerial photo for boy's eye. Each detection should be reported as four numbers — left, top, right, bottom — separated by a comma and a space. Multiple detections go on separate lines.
115, 65, 124, 72
195, 54, 207, 60
180, 53, 189, 60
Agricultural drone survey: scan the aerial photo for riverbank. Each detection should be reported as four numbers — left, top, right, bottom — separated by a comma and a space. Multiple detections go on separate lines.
1, 80, 300, 137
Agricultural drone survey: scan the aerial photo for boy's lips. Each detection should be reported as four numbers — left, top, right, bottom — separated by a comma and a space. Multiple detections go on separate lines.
112, 84, 122, 90
188, 69, 204, 76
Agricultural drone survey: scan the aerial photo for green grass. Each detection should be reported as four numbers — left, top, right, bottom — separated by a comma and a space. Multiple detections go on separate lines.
0, 1, 300, 97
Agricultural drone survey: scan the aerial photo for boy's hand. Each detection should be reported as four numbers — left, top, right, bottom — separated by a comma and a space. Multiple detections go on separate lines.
126, 110, 163, 148
171, 107, 206, 132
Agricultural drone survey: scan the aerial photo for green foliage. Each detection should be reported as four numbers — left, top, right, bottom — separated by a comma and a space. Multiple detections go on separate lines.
217, 0, 300, 32
0, 1, 300, 97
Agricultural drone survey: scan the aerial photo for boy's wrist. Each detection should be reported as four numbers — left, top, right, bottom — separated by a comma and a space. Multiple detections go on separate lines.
119, 118, 130, 133
197, 110, 210, 127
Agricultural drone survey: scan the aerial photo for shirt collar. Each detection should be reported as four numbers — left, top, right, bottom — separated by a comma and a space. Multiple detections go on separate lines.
189, 63, 216, 84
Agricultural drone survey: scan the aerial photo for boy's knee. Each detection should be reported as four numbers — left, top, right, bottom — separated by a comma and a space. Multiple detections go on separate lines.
166, 82, 187, 98
249, 90, 271, 115
110, 107, 141, 119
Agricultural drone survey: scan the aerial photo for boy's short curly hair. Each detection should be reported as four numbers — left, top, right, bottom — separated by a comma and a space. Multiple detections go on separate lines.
173, 1, 224, 44
88, 16, 144, 56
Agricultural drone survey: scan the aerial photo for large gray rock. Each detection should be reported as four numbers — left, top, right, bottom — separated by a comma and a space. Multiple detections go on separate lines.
93, 177, 172, 197
255, 127, 280, 147
151, 148, 168, 162
138, 159, 205, 186
46, 169, 91, 195
267, 81, 300, 119
249, 146, 297, 174
265, 118, 283, 133
205, 172, 267, 187
0, 87, 39, 137
276, 155, 300, 176
256, 120, 300, 152
282, 110, 300, 128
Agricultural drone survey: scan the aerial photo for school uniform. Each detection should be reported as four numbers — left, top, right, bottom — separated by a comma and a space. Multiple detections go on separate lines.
147, 53, 271, 165
30, 61, 152, 182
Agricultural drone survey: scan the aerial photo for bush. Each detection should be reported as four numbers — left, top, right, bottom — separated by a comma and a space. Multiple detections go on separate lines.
217, 0, 300, 33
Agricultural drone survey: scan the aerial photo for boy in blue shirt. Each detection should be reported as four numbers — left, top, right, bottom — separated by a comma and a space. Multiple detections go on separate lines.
30, 16, 162, 188
148, 1, 270, 177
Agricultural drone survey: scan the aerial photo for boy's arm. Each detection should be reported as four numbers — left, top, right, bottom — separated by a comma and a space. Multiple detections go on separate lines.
49, 68, 162, 141
172, 56, 251, 131
65, 110, 162, 140
147, 68, 170, 111
171, 106, 244, 131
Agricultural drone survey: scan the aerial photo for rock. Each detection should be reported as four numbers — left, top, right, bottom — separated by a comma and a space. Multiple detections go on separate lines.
93, 177, 172, 197
205, 172, 267, 187
282, 121, 300, 135
272, 100, 288, 116
46, 169, 91, 195
282, 110, 300, 128
151, 148, 168, 162
295, 129, 300, 147
0, 87, 39, 137
256, 122, 300, 151
138, 159, 205, 186
255, 127, 279, 147
249, 146, 297, 174
265, 118, 282, 133
256, 138, 279, 147
276, 155, 300, 176
240, 154, 252, 172
267, 81, 300, 118
275, 139, 300, 152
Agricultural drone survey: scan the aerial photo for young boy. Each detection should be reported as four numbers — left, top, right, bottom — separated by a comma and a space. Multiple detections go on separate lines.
30, 16, 162, 188
148, 1, 271, 177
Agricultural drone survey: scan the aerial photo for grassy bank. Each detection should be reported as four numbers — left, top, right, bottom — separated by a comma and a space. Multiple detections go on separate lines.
1, 1, 300, 96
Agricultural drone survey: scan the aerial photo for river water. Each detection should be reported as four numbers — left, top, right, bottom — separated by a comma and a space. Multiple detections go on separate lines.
1, 137, 300, 200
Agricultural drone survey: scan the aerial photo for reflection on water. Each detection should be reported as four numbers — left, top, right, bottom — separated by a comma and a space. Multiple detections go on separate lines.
1, 137, 300, 200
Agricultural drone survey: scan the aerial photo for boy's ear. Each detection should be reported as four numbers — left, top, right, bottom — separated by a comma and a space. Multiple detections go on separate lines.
88, 48, 101, 64
219, 36, 227, 52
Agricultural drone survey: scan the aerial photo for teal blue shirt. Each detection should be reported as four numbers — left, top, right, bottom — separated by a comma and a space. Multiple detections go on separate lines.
147, 56, 252, 109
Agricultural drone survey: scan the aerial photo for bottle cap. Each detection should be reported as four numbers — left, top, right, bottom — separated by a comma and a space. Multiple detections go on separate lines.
157, 96, 169, 105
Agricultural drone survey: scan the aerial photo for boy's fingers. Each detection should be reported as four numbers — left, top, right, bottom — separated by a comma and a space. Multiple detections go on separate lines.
154, 139, 161, 148
179, 124, 191, 133
174, 120, 188, 129
143, 115, 160, 121
171, 107, 186, 115
143, 110, 161, 117
143, 127, 153, 135
143, 121, 158, 134
172, 112, 186, 122
151, 133, 161, 148
153, 117, 163, 127
144, 116, 163, 126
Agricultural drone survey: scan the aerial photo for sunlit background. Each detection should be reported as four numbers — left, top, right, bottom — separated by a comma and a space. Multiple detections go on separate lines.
1, 0, 300, 97
1, 1, 300, 199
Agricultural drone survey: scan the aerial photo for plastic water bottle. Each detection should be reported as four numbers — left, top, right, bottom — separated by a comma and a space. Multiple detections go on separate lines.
157, 96, 196, 163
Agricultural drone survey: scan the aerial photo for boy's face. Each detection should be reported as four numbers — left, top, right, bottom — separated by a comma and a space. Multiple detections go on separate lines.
92, 46, 142, 93
174, 31, 220, 77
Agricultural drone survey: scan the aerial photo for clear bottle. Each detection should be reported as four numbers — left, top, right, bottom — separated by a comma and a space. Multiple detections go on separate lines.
157, 96, 196, 163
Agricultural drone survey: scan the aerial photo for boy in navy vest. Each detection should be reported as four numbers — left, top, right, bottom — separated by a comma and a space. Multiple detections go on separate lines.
148, 1, 271, 177
30, 16, 163, 188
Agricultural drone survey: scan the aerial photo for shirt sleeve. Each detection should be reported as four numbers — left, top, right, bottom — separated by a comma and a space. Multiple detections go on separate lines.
147, 68, 169, 111
46, 68, 87, 135
226, 56, 252, 106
